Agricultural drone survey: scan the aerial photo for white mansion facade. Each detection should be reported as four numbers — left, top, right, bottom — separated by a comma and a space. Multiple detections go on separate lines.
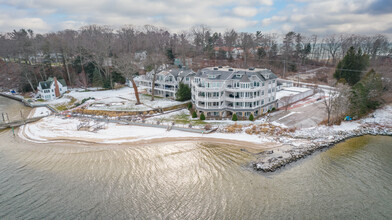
191, 66, 278, 119
135, 69, 194, 99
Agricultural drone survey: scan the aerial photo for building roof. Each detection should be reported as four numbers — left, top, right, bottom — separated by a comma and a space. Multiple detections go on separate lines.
39, 81, 52, 89
196, 66, 278, 82
39, 77, 67, 89
240, 74, 251, 83
158, 69, 194, 79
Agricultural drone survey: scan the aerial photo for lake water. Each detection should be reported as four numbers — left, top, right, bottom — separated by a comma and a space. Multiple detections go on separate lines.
0, 97, 391, 219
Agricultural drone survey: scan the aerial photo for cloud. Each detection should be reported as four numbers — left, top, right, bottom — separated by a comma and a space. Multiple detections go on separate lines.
233, 6, 258, 17
366, 0, 392, 14
259, 0, 274, 6
0, 0, 391, 38
261, 0, 392, 37
0, 8, 51, 33
0, 0, 264, 33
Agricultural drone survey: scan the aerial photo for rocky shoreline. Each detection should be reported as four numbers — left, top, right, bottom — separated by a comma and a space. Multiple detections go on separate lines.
253, 127, 392, 172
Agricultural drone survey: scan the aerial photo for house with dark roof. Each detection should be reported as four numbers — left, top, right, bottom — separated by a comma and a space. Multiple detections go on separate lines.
192, 66, 278, 119
134, 68, 195, 99
37, 77, 68, 100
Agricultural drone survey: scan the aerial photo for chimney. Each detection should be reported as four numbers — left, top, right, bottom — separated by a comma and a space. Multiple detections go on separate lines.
54, 77, 60, 97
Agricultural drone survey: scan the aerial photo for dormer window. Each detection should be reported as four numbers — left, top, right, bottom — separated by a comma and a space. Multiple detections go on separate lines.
236, 74, 242, 78
208, 74, 217, 79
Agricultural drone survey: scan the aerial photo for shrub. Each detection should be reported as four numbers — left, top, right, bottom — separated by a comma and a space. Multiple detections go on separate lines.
249, 114, 254, 121
232, 113, 238, 121
176, 83, 191, 101
187, 103, 193, 110
204, 124, 212, 130
200, 112, 205, 120
271, 107, 276, 111
192, 111, 197, 118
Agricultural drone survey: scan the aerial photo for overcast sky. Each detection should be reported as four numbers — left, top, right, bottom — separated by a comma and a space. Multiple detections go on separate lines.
0, 0, 391, 37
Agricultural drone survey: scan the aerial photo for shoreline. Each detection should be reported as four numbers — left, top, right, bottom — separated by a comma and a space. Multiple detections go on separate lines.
18, 103, 392, 173
253, 132, 392, 172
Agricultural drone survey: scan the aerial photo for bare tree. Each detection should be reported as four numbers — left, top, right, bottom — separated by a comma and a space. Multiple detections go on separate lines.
20, 65, 36, 92
224, 29, 238, 59
238, 32, 254, 68
191, 24, 210, 55
145, 52, 167, 101
79, 25, 115, 88
324, 34, 341, 65
321, 89, 335, 125
320, 85, 351, 125
113, 54, 141, 105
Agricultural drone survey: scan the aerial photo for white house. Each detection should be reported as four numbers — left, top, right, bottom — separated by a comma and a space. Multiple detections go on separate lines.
134, 68, 195, 99
192, 66, 278, 119
37, 77, 68, 100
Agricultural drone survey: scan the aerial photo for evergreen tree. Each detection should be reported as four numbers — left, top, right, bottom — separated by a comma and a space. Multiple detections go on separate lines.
176, 83, 191, 101
192, 111, 197, 118
166, 48, 175, 64
92, 67, 103, 87
350, 69, 383, 117
232, 113, 238, 121
200, 112, 205, 120
249, 114, 254, 121
257, 48, 266, 60
334, 47, 369, 86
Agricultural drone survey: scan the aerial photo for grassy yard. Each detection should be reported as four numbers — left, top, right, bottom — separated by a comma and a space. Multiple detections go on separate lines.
141, 94, 164, 99
54, 96, 77, 111
158, 112, 207, 125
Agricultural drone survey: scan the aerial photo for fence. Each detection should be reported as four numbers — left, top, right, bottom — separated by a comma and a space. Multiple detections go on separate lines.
65, 113, 216, 134
0, 93, 58, 113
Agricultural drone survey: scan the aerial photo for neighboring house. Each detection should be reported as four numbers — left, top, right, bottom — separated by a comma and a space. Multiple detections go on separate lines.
37, 77, 68, 100
134, 68, 195, 99
174, 58, 192, 68
213, 47, 244, 59
135, 51, 147, 61
191, 66, 278, 119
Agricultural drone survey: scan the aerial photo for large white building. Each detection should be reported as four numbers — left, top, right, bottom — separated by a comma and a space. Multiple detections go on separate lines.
135, 69, 195, 99
37, 77, 68, 100
192, 66, 278, 119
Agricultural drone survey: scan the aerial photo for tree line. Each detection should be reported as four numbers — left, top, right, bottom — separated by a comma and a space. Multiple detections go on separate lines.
0, 24, 391, 94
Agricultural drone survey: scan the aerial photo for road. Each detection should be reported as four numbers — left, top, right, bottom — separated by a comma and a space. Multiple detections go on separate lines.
269, 93, 327, 128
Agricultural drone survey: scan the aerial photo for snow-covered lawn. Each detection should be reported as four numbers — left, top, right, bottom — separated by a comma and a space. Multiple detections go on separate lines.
31, 87, 186, 112
19, 115, 277, 146
29, 107, 51, 118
